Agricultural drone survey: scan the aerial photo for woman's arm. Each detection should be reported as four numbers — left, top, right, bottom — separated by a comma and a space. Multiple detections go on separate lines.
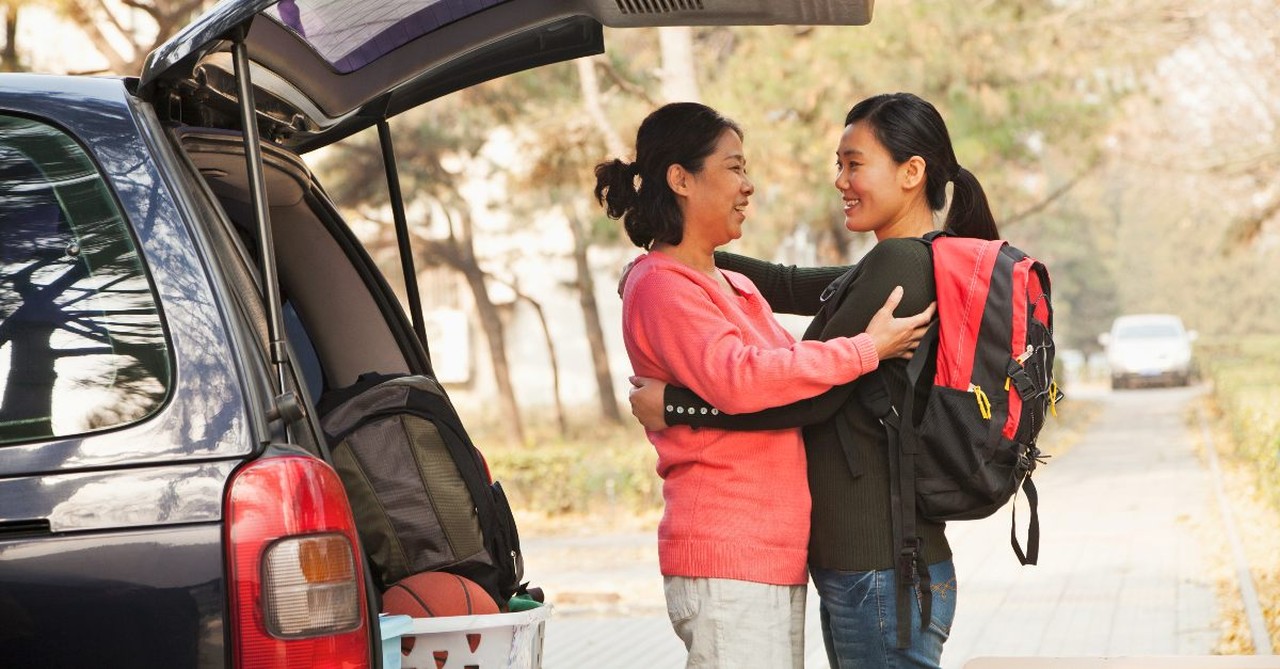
627, 268, 879, 414
713, 251, 850, 316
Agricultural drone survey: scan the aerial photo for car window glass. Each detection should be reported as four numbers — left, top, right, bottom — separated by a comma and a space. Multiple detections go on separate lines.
0, 115, 171, 445
1116, 323, 1181, 339
265, 0, 509, 73
284, 299, 324, 401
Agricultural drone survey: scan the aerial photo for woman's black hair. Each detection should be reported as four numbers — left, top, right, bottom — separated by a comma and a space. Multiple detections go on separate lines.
594, 102, 743, 249
844, 93, 999, 240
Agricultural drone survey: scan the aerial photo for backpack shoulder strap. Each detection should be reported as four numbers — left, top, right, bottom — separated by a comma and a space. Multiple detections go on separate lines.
858, 232, 944, 649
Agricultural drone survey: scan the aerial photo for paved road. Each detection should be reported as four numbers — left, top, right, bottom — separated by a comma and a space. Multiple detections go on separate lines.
525, 383, 1227, 668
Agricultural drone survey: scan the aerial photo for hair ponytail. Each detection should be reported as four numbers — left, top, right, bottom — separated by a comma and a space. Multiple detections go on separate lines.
594, 159, 637, 220
945, 166, 1000, 240
593, 158, 653, 248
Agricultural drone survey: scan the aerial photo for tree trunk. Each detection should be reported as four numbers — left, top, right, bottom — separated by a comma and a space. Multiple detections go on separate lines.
412, 212, 526, 447
446, 207, 524, 447
570, 204, 623, 423
574, 59, 625, 423
62, 0, 131, 74
658, 27, 699, 103
2, 3, 20, 72
458, 261, 526, 447
498, 279, 568, 436
576, 58, 628, 157
0, 321, 56, 440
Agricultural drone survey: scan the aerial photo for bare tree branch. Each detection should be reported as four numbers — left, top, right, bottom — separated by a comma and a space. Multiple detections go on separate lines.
1003, 161, 1100, 228
1226, 194, 1280, 248
487, 273, 567, 436
63, 0, 130, 74
597, 58, 658, 108
577, 58, 628, 158
85, 0, 132, 47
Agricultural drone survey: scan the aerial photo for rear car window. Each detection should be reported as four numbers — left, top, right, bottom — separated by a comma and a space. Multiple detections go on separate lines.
0, 115, 171, 445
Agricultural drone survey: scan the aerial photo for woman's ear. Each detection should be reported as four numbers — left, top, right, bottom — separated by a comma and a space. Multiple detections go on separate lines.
667, 163, 690, 196
901, 156, 927, 190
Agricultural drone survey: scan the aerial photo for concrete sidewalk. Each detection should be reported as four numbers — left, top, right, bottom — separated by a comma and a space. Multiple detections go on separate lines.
941, 384, 1218, 666
530, 384, 1227, 668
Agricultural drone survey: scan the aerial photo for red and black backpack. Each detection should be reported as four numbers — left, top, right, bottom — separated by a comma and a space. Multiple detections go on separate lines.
859, 230, 1063, 648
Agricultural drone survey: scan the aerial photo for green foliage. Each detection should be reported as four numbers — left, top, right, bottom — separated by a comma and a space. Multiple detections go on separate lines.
1200, 335, 1280, 512
482, 420, 662, 516
700, 0, 1159, 259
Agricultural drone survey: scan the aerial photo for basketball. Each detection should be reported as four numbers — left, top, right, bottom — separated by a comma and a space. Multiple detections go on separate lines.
381, 571, 501, 618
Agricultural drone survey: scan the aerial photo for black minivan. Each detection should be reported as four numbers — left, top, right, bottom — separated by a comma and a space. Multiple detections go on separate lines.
0, 1, 872, 667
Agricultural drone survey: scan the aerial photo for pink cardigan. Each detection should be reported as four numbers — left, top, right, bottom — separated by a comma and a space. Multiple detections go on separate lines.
621, 252, 879, 585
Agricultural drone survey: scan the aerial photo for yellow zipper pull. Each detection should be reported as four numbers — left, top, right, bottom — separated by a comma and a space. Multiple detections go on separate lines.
1049, 380, 1060, 417
970, 384, 992, 420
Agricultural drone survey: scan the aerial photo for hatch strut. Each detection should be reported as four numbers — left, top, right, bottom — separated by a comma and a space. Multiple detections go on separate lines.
230, 23, 302, 436
376, 119, 430, 357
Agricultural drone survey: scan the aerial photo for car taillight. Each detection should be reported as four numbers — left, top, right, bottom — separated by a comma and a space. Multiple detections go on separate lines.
225, 455, 370, 669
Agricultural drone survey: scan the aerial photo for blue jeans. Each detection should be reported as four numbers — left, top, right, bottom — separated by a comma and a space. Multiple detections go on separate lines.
810, 560, 957, 669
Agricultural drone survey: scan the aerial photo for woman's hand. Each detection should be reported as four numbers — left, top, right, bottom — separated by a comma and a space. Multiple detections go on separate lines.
628, 376, 670, 430
865, 286, 936, 360
617, 258, 638, 298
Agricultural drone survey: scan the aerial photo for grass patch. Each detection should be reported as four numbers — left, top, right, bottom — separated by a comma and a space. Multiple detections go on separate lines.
1199, 334, 1280, 513
471, 416, 663, 520
1195, 334, 1280, 653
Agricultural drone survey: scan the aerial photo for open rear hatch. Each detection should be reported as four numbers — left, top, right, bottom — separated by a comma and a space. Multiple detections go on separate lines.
140, 0, 873, 153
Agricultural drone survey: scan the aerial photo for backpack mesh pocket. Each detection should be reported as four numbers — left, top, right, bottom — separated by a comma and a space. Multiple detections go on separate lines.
913, 386, 1021, 521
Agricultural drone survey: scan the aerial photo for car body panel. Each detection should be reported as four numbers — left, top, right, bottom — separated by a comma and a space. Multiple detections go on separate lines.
0, 524, 227, 668
0, 461, 239, 532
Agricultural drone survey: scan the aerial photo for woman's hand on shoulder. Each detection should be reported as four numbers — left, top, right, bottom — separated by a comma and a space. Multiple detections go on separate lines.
617, 257, 639, 298
628, 376, 669, 430
865, 286, 936, 360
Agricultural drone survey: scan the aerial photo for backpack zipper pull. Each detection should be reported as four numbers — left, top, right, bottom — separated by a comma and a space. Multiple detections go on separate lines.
969, 383, 993, 420
1016, 344, 1034, 364
1049, 380, 1060, 416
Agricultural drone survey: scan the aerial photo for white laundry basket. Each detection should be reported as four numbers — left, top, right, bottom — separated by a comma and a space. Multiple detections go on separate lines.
390, 605, 551, 669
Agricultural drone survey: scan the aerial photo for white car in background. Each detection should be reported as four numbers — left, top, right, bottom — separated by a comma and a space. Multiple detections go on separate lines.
1100, 314, 1197, 389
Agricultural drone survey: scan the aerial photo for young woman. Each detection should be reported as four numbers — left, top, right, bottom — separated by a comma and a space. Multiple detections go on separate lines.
595, 101, 933, 668
629, 92, 1001, 669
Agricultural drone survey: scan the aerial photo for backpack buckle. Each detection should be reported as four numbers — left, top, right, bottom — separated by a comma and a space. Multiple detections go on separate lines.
883, 403, 901, 425
898, 540, 921, 584
1006, 360, 1037, 399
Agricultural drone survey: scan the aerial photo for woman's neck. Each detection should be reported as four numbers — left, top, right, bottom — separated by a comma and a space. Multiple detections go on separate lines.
875, 202, 936, 241
651, 241, 717, 276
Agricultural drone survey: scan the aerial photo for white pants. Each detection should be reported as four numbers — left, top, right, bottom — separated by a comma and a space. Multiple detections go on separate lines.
664, 576, 806, 669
